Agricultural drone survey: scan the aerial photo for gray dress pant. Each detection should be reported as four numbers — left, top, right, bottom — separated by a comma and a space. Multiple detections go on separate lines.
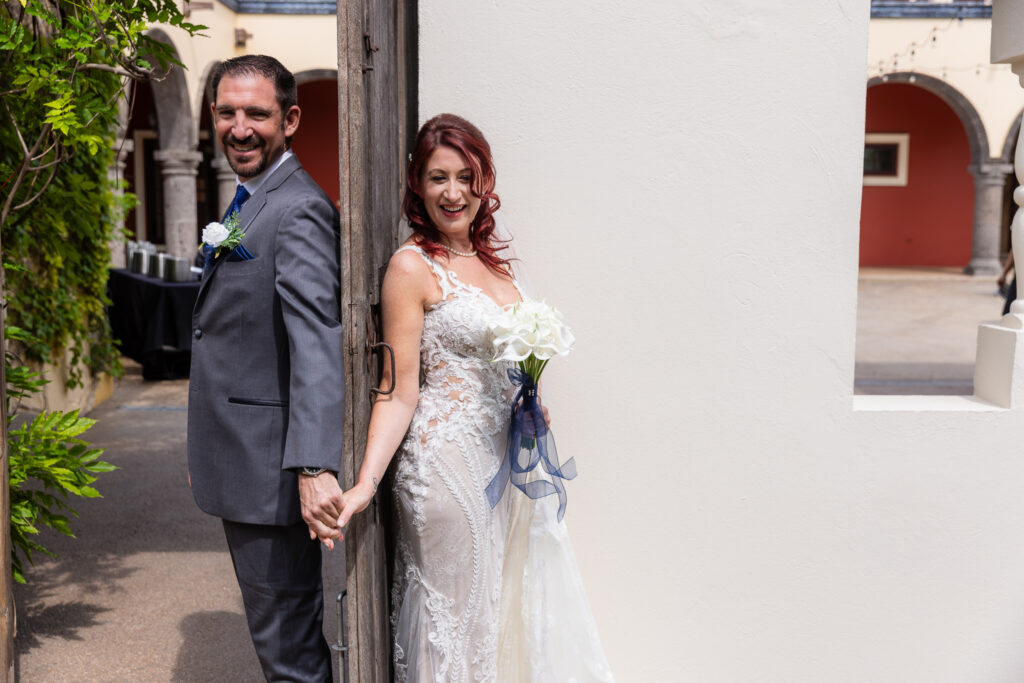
222, 519, 333, 682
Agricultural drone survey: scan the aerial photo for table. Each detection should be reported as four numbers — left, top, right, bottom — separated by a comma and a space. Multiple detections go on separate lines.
107, 268, 200, 380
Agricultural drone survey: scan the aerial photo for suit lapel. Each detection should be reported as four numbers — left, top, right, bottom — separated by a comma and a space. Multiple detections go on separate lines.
194, 156, 303, 307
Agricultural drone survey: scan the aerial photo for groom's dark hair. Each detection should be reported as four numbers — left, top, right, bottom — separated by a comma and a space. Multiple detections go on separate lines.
211, 54, 298, 117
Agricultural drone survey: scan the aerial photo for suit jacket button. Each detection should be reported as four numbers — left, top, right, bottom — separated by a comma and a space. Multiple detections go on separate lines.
194, 328, 202, 339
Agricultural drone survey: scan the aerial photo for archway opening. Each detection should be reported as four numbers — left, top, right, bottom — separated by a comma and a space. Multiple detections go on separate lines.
197, 88, 218, 242
123, 80, 164, 245
860, 82, 973, 267
855, 81, 1003, 395
292, 78, 340, 208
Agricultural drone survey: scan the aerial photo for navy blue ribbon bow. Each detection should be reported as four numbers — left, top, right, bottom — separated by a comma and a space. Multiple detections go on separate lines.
485, 368, 578, 521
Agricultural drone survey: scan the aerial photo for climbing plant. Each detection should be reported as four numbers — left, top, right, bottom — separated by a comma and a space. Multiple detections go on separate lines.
0, 0, 203, 664
1, 0, 202, 385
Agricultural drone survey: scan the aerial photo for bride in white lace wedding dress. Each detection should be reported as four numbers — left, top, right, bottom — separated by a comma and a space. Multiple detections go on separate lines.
336, 114, 613, 682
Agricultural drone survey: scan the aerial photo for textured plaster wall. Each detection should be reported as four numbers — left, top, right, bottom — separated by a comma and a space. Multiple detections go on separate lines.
421, 2, 1024, 681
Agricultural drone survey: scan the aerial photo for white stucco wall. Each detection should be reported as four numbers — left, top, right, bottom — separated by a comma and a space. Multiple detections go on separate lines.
420, 2, 1024, 681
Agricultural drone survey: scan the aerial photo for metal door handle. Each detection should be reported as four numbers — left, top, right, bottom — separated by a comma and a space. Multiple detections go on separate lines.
369, 341, 395, 396
333, 589, 348, 683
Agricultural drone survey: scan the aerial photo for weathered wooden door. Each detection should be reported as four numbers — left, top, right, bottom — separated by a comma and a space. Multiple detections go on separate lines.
337, 0, 416, 680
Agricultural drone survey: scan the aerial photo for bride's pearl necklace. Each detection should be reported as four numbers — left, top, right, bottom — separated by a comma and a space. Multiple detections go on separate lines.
439, 242, 477, 257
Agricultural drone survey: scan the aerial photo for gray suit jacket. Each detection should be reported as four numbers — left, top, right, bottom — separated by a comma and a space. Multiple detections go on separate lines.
187, 155, 345, 525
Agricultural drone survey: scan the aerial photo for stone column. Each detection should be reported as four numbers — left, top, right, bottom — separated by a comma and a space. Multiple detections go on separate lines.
153, 148, 203, 258
107, 137, 134, 268
965, 161, 1013, 276
212, 154, 238, 220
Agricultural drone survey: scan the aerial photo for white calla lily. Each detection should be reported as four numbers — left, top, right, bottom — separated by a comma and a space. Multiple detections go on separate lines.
488, 299, 573, 382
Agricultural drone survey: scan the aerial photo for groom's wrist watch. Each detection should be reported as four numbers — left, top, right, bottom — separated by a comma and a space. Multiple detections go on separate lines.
299, 467, 327, 477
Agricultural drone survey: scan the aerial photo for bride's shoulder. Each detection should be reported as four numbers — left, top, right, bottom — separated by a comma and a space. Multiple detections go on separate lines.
391, 241, 434, 272
385, 242, 443, 301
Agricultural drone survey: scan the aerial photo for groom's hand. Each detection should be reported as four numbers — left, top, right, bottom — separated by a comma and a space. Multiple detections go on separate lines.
298, 472, 344, 550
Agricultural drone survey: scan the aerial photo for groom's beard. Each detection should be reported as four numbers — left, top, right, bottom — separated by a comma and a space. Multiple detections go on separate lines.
222, 130, 279, 180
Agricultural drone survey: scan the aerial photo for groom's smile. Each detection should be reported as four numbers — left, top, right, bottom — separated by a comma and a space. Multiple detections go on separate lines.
212, 73, 301, 183
223, 133, 266, 172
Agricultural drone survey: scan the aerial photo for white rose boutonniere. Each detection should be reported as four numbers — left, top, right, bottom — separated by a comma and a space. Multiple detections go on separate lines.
199, 211, 245, 257
202, 222, 231, 247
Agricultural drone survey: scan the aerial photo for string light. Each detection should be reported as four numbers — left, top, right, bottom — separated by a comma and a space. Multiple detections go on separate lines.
872, 15, 1008, 82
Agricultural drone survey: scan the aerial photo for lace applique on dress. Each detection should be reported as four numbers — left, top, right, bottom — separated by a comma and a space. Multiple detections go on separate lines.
390, 244, 515, 683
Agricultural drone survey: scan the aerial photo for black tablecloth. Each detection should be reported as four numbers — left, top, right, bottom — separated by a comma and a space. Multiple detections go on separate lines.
107, 268, 200, 379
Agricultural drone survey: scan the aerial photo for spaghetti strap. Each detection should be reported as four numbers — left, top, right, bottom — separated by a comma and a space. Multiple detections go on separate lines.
394, 243, 455, 301
504, 263, 527, 300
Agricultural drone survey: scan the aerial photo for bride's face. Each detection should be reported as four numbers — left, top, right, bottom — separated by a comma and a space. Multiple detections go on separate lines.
421, 145, 482, 242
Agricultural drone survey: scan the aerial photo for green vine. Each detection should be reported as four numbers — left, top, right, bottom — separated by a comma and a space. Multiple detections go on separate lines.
1, 0, 203, 387
0, 0, 202, 587
3, 148, 129, 387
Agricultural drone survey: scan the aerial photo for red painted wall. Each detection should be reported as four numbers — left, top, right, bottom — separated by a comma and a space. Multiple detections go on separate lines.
860, 84, 973, 267
292, 79, 340, 208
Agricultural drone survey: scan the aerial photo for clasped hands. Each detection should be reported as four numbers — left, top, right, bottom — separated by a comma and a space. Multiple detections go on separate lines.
297, 402, 552, 547
297, 471, 377, 549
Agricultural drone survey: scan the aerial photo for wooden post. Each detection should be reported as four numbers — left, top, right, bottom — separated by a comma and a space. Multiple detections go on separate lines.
338, 0, 414, 678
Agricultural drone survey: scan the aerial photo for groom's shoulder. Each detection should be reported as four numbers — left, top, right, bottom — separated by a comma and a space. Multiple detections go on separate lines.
274, 161, 336, 212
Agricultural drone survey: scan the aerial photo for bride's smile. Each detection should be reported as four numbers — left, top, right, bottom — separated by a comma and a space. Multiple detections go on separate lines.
422, 145, 481, 251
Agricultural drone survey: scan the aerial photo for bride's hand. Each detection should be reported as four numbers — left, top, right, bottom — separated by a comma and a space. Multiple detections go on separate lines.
542, 405, 551, 426
337, 479, 377, 531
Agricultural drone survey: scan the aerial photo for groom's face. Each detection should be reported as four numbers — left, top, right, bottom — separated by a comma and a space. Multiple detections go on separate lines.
213, 73, 300, 182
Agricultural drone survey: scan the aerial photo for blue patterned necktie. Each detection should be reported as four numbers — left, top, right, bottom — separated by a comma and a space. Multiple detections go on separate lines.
204, 185, 251, 273
223, 184, 250, 222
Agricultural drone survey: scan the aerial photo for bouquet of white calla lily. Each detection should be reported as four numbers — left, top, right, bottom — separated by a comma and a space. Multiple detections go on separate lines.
485, 298, 577, 521
489, 299, 574, 375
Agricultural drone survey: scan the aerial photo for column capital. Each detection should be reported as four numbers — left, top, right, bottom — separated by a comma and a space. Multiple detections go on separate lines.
968, 162, 1014, 186
154, 148, 203, 176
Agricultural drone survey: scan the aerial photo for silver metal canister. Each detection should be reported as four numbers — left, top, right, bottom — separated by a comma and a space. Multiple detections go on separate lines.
165, 257, 193, 282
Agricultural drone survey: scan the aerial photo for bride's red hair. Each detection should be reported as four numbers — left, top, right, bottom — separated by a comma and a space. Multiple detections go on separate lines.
402, 113, 510, 273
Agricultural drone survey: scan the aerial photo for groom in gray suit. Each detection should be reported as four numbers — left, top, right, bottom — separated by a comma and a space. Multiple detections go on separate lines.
187, 55, 344, 682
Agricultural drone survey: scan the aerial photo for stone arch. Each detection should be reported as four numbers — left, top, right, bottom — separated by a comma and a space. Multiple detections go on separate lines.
295, 68, 338, 85
866, 72, 1009, 275
198, 60, 235, 219
868, 72, 989, 166
195, 60, 222, 138
142, 28, 202, 258
144, 28, 196, 151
